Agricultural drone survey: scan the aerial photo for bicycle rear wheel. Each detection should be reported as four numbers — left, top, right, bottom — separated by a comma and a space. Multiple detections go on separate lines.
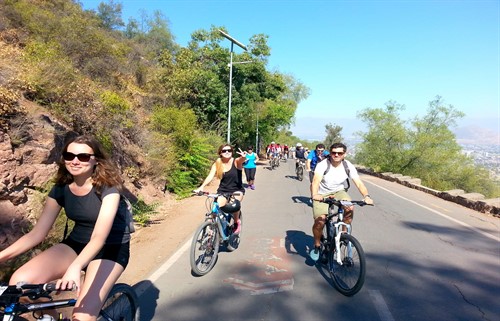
99, 283, 138, 321
328, 234, 366, 296
296, 166, 303, 181
190, 221, 220, 276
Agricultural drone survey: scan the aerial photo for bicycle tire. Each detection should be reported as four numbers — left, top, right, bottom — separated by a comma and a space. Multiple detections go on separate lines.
190, 221, 220, 276
99, 283, 139, 321
327, 233, 366, 296
226, 212, 242, 252
297, 166, 303, 181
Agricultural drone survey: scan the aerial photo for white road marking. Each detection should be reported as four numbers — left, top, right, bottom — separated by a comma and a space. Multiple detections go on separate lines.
365, 181, 500, 242
369, 290, 395, 321
135, 239, 191, 295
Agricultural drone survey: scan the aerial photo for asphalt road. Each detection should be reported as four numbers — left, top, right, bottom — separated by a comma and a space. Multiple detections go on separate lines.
135, 160, 500, 321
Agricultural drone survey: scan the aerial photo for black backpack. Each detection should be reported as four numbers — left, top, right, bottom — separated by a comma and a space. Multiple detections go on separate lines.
322, 158, 351, 191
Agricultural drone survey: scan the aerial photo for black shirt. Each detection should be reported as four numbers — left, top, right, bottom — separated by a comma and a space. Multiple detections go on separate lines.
49, 185, 130, 244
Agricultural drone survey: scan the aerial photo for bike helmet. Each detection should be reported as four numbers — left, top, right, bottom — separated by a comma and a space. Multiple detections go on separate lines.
271, 141, 275, 144
296, 142, 302, 147
220, 199, 241, 213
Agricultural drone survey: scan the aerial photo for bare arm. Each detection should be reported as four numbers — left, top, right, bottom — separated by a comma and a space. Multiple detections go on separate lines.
306, 159, 312, 171
194, 162, 217, 192
311, 173, 323, 201
234, 148, 248, 169
352, 177, 373, 204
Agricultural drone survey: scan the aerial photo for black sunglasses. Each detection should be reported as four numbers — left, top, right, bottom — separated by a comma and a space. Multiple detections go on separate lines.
62, 152, 95, 162
221, 149, 233, 153
331, 151, 345, 156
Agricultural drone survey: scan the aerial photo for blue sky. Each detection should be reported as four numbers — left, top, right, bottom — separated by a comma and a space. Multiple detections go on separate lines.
79, 0, 499, 142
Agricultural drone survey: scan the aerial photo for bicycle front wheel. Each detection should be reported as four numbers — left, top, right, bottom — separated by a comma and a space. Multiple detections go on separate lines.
190, 221, 220, 276
328, 233, 366, 296
99, 283, 139, 321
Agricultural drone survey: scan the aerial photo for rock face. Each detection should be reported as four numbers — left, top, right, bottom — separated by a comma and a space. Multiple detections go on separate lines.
0, 112, 62, 251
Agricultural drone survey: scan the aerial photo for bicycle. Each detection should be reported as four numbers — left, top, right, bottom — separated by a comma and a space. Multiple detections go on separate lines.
190, 191, 243, 276
296, 159, 306, 181
317, 197, 373, 296
0, 282, 138, 321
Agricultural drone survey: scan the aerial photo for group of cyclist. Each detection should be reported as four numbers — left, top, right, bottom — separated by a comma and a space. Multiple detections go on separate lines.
1, 135, 373, 320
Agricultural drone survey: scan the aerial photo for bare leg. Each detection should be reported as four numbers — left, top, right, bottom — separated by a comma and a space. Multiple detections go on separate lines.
312, 216, 326, 248
10, 243, 77, 285
72, 259, 124, 321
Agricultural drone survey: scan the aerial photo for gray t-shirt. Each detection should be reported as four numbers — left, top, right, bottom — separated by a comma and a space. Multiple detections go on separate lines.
49, 184, 130, 244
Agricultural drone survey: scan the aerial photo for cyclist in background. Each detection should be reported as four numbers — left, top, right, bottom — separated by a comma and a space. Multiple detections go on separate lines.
0, 135, 131, 321
309, 142, 374, 261
283, 144, 289, 160
194, 144, 247, 234
306, 144, 329, 203
266, 141, 277, 160
295, 143, 307, 169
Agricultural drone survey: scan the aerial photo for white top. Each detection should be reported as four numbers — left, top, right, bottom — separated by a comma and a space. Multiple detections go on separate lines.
314, 159, 359, 194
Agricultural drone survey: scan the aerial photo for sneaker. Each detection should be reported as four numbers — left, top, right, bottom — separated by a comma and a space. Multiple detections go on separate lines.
233, 219, 242, 235
309, 246, 320, 261
250, 185, 255, 190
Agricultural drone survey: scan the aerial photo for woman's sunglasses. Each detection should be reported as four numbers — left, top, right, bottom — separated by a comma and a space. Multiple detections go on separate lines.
62, 152, 95, 162
221, 149, 233, 154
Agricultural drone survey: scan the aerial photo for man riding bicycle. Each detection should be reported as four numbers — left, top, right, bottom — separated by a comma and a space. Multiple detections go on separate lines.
309, 142, 374, 261
295, 143, 306, 168
266, 141, 278, 160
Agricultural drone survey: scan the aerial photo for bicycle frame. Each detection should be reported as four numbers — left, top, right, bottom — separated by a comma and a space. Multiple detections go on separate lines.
208, 199, 233, 242
326, 200, 357, 265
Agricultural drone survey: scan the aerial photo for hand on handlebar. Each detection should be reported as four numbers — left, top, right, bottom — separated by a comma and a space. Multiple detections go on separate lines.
363, 195, 374, 205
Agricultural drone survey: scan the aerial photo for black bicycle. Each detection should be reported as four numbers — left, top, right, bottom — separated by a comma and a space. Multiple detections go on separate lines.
0, 282, 138, 321
318, 198, 373, 296
190, 192, 243, 276
296, 159, 306, 181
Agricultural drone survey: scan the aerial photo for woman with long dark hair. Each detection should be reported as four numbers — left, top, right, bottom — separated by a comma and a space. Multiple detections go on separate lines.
0, 135, 130, 321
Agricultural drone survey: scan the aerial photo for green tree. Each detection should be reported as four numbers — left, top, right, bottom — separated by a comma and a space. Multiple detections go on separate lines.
324, 123, 344, 148
96, 0, 124, 30
355, 97, 498, 197
355, 101, 408, 172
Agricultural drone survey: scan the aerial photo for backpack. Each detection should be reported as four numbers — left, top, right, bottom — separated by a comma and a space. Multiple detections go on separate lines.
323, 158, 351, 191
63, 192, 135, 240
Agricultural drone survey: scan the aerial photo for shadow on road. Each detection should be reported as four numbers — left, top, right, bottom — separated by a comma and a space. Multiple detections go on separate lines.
133, 280, 159, 321
291, 196, 312, 207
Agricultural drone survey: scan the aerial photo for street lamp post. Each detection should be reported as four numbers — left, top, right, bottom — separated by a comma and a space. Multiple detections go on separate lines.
219, 29, 247, 143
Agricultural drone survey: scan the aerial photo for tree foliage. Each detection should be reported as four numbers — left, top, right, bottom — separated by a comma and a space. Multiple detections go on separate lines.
324, 123, 344, 148
355, 97, 498, 197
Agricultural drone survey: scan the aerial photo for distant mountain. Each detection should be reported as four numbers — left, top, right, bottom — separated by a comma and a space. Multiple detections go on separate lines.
454, 125, 499, 145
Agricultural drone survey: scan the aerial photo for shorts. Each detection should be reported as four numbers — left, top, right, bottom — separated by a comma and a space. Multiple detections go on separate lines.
61, 238, 130, 269
312, 190, 351, 219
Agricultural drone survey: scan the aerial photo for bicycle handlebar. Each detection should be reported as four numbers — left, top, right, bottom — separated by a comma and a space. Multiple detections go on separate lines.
320, 198, 373, 207
0, 282, 75, 302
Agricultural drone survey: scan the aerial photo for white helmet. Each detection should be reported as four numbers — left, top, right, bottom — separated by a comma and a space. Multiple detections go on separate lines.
271, 141, 275, 144
296, 142, 302, 147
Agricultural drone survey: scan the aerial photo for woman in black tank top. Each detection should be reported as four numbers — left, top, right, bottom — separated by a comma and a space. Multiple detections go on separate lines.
194, 144, 248, 234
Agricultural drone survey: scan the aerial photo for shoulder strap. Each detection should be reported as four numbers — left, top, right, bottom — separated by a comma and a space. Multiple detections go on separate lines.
323, 158, 351, 191
342, 160, 351, 191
